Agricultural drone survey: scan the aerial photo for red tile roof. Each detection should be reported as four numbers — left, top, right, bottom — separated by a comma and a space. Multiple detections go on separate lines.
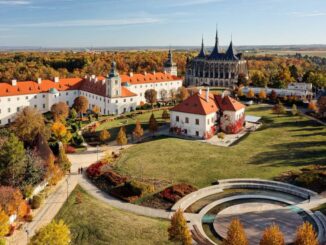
120, 72, 181, 85
214, 95, 245, 111
171, 92, 245, 115
171, 91, 218, 115
0, 78, 83, 97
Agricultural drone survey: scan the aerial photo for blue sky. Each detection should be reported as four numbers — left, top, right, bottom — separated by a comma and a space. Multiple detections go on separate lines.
0, 0, 325, 47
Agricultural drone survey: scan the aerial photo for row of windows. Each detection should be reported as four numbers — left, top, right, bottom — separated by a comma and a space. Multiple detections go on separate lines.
175, 116, 215, 125
134, 82, 178, 89
1, 91, 77, 102
81, 91, 134, 104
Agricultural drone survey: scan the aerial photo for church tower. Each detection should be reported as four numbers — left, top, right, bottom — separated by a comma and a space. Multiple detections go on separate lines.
106, 61, 121, 98
164, 49, 178, 76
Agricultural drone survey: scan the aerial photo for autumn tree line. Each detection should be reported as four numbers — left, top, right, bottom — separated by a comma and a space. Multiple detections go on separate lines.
0, 51, 325, 89
168, 209, 320, 245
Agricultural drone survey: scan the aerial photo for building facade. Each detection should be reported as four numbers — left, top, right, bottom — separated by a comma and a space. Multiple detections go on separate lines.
0, 53, 183, 125
185, 31, 248, 88
170, 89, 245, 139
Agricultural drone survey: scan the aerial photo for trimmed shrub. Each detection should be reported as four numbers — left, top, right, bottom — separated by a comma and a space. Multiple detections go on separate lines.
86, 161, 107, 179
24, 214, 33, 222
160, 184, 197, 203
31, 195, 43, 209
129, 180, 155, 197
72, 134, 84, 146
101, 170, 127, 186
65, 145, 76, 154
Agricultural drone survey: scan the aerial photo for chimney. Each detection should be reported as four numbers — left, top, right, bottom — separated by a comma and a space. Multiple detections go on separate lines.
206, 87, 210, 102
54, 77, 59, 83
37, 78, 42, 84
11, 79, 17, 86
153, 70, 156, 75
199, 89, 202, 95
222, 91, 225, 99
129, 72, 134, 77
91, 74, 96, 80
144, 71, 147, 76
95, 77, 98, 82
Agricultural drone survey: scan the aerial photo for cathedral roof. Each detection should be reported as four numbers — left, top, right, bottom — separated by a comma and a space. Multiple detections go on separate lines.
208, 29, 223, 60
197, 37, 206, 59
225, 41, 239, 61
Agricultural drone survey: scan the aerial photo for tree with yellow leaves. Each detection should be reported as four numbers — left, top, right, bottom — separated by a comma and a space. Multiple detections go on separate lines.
0, 208, 9, 238
294, 222, 318, 245
99, 130, 111, 143
168, 209, 192, 245
133, 120, 144, 142
237, 88, 244, 97
51, 122, 72, 145
224, 218, 248, 245
116, 127, 127, 148
308, 101, 318, 113
29, 220, 70, 245
247, 89, 255, 99
259, 90, 267, 101
259, 224, 285, 245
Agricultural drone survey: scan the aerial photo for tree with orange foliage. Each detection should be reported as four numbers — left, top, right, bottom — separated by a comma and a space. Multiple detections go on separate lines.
224, 218, 248, 245
0, 187, 24, 216
308, 101, 318, 113
133, 120, 144, 142
51, 121, 72, 145
259, 224, 285, 245
317, 96, 326, 117
247, 89, 255, 99
259, 90, 267, 101
294, 222, 318, 245
73, 96, 89, 116
168, 209, 192, 245
177, 87, 189, 102
51, 102, 69, 122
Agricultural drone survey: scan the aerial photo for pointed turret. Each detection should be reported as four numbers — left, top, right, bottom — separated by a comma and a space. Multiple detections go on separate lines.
197, 36, 206, 58
225, 41, 238, 60
209, 28, 221, 59
164, 48, 178, 76
108, 61, 119, 78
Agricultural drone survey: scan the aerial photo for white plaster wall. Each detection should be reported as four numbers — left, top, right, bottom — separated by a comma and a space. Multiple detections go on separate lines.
170, 111, 216, 138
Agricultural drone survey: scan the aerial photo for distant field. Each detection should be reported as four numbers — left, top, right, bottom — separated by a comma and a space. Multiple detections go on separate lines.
247, 50, 326, 57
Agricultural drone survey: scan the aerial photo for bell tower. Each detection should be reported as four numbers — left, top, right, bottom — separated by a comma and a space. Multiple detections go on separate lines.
164, 49, 178, 76
106, 61, 121, 98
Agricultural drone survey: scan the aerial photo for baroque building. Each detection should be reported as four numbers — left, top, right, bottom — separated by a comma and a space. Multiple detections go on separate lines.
185, 31, 248, 88
0, 52, 182, 125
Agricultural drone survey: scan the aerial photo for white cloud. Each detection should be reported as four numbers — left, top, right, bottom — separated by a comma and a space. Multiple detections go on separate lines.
0, 0, 31, 5
4, 18, 160, 28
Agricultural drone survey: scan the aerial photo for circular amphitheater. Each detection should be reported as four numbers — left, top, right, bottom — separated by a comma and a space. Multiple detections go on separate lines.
171, 179, 326, 245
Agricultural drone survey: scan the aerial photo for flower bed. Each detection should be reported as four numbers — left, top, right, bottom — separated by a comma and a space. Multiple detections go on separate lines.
100, 170, 128, 186
86, 160, 108, 179
159, 183, 197, 203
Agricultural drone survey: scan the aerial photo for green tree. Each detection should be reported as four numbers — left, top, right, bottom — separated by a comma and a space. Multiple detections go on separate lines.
11, 107, 46, 145
168, 209, 192, 245
148, 114, 158, 135
70, 108, 78, 120
294, 222, 318, 245
133, 120, 144, 142
116, 127, 127, 148
29, 220, 71, 245
251, 71, 268, 87
57, 144, 71, 172
289, 65, 299, 80
223, 218, 248, 245
0, 133, 26, 186
270, 90, 277, 101
23, 149, 45, 187
145, 89, 157, 108
259, 224, 285, 245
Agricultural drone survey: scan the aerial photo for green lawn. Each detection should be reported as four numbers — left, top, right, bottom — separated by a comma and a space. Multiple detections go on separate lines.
313, 203, 326, 215
55, 185, 172, 245
115, 104, 326, 188
94, 109, 168, 141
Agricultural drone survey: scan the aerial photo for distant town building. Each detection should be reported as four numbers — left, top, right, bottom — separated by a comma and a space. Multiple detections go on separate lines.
241, 82, 313, 99
170, 89, 245, 139
0, 52, 182, 125
185, 30, 248, 88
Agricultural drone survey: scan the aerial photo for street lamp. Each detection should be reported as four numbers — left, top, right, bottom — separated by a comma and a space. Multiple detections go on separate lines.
65, 176, 69, 199
97, 145, 99, 161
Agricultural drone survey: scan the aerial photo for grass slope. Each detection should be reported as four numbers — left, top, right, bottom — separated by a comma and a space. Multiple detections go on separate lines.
55, 185, 172, 245
115, 105, 326, 188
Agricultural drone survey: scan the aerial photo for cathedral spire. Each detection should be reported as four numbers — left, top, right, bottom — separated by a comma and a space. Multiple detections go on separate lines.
197, 35, 206, 58
209, 26, 220, 59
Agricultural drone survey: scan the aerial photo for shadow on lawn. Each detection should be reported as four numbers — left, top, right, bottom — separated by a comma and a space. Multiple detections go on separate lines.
249, 140, 326, 167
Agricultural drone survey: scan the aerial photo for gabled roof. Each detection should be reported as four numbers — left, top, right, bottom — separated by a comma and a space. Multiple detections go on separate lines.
171, 91, 218, 115
120, 72, 181, 85
214, 94, 245, 111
